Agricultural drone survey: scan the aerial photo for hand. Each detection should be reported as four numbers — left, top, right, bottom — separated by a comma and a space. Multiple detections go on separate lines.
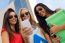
55, 8, 61, 12
50, 25, 60, 33
21, 27, 33, 38
52, 37, 60, 43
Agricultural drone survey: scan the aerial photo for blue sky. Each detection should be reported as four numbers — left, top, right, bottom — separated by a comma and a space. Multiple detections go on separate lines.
0, 0, 27, 13
36, 0, 65, 10
0, 0, 14, 10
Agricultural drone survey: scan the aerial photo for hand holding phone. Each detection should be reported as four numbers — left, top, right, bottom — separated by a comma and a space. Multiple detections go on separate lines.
20, 19, 32, 29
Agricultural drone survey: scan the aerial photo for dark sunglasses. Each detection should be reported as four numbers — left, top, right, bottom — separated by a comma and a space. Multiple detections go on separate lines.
8, 15, 17, 19
21, 12, 30, 17
38, 8, 42, 11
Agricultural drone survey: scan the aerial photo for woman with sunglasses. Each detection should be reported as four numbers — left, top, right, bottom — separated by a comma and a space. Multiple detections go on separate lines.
1, 8, 32, 43
18, 8, 48, 43
34, 3, 62, 43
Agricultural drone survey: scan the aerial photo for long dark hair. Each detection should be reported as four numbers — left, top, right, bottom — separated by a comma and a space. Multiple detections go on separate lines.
34, 3, 55, 35
3, 8, 20, 36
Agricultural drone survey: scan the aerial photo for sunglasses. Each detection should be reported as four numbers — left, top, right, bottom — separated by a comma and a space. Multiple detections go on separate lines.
38, 8, 42, 11
8, 15, 17, 19
21, 12, 30, 17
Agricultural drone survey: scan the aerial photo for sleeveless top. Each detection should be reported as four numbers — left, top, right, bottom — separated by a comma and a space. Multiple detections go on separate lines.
1, 27, 24, 43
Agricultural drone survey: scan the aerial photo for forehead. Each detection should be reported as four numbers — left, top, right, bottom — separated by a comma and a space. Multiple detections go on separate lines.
9, 12, 15, 16
36, 6, 43, 9
36, 6, 44, 11
20, 9, 28, 14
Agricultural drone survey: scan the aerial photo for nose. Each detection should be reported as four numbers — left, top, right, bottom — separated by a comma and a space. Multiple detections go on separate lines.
23, 14, 27, 17
39, 11, 42, 14
12, 16, 15, 19
12, 16, 16, 19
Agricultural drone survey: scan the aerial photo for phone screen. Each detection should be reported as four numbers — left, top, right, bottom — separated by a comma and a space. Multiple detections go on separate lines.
20, 19, 32, 28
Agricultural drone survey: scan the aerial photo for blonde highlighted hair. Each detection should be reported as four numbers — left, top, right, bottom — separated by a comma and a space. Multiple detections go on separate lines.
18, 8, 37, 28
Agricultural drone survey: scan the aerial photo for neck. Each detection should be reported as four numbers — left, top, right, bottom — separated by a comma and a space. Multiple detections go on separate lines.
10, 24, 15, 32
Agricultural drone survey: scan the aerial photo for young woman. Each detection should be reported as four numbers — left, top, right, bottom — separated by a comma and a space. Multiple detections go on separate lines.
34, 3, 62, 43
18, 8, 48, 43
1, 8, 32, 43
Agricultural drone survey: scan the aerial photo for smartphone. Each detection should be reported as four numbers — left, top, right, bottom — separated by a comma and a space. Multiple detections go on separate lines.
20, 19, 32, 28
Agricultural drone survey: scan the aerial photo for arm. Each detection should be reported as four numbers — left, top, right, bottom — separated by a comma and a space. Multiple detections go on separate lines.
50, 24, 65, 33
20, 27, 33, 43
60, 24, 65, 30
45, 34, 52, 43
1, 31, 9, 43
23, 37, 31, 43
38, 24, 52, 43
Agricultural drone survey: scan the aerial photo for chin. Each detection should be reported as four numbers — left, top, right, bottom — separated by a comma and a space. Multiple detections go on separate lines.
11, 22, 17, 25
43, 15, 45, 17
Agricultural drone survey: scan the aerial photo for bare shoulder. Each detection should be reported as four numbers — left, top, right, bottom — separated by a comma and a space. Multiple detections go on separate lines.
1, 31, 9, 43
1, 31, 9, 39
1, 30, 8, 36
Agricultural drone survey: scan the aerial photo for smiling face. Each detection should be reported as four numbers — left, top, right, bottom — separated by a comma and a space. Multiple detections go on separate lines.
20, 9, 30, 21
36, 6, 47, 17
8, 12, 17, 25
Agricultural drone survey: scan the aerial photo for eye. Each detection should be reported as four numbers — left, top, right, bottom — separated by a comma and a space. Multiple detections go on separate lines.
38, 8, 42, 11
8, 16, 13, 19
21, 14, 24, 17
